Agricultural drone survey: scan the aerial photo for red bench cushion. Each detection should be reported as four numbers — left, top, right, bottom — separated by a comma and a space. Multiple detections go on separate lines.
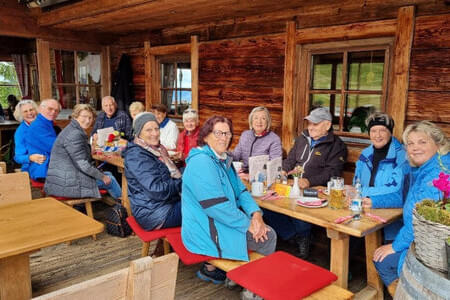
126, 216, 181, 242
227, 251, 337, 300
30, 179, 45, 188
165, 233, 214, 265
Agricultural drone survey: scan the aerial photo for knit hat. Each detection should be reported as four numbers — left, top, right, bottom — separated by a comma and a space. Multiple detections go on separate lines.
304, 107, 332, 123
133, 112, 158, 136
367, 113, 395, 133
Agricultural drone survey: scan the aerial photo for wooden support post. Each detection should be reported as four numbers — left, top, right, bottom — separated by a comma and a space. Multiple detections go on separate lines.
36, 39, 52, 101
190, 35, 199, 111
327, 228, 349, 289
101, 45, 111, 97
0, 254, 31, 300
281, 21, 297, 153
365, 230, 384, 300
389, 6, 415, 139
144, 41, 153, 111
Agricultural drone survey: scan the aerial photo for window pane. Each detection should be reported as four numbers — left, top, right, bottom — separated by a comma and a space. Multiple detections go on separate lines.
347, 50, 384, 91
51, 50, 75, 83
79, 86, 101, 109
177, 90, 191, 115
0, 61, 21, 108
344, 94, 381, 133
161, 90, 175, 115
177, 65, 191, 89
77, 52, 101, 84
310, 93, 342, 131
311, 53, 343, 90
161, 63, 176, 88
52, 85, 76, 109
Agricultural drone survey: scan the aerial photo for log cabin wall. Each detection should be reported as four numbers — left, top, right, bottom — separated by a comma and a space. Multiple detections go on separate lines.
407, 13, 450, 136
198, 35, 285, 147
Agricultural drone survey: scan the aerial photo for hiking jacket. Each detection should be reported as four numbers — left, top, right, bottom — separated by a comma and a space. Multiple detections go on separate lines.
392, 153, 450, 275
176, 127, 199, 160
182, 145, 260, 261
14, 121, 31, 171
353, 137, 408, 240
123, 142, 181, 230
232, 130, 282, 171
45, 119, 104, 198
282, 130, 347, 186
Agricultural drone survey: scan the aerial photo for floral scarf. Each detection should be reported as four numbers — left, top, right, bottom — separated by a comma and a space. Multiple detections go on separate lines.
134, 137, 181, 179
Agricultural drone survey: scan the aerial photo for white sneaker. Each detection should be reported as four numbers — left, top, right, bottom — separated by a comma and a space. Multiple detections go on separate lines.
240, 289, 263, 300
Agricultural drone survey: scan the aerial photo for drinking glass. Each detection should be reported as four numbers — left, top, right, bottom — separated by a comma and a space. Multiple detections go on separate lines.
329, 177, 345, 209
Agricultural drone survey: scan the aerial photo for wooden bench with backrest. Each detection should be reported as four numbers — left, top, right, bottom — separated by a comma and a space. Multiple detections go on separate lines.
33, 253, 179, 300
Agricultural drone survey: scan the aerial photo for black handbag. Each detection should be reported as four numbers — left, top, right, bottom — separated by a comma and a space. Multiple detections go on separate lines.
105, 203, 132, 237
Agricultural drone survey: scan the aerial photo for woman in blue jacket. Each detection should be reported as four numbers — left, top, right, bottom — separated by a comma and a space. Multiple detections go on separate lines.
353, 112, 408, 241
182, 116, 276, 288
123, 112, 182, 231
373, 121, 450, 297
13, 100, 46, 171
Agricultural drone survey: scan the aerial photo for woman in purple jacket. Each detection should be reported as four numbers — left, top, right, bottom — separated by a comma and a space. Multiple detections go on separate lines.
232, 106, 282, 175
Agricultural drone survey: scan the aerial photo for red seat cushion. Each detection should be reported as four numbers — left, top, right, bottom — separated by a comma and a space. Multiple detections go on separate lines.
165, 233, 214, 265
99, 189, 108, 195
227, 251, 338, 300
126, 216, 181, 242
30, 179, 45, 188
51, 196, 71, 201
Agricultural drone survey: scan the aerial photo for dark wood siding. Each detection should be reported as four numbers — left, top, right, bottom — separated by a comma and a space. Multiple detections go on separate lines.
408, 14, 450, 135
198, 35, 285, 146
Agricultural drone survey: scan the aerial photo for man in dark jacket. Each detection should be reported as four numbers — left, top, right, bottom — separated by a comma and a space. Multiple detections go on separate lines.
91, 96, 132, 140
264, 107, 347, 259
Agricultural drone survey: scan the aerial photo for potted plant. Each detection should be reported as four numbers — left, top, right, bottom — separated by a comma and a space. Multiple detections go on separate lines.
413, 172, 450, 272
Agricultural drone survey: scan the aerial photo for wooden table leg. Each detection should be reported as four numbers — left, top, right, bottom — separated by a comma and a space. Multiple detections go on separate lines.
118, 166, 131, 217
327, 228, 349, 289
364, 230, 384, 300
0, 253, 31, 300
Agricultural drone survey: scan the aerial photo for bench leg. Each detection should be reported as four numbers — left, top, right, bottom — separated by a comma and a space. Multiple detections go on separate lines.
163, 239, 171, 255
84, 202, 96, 241
141, 242, 150, 257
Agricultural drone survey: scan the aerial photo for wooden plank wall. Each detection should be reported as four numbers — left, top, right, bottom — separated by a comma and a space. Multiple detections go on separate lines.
198, 35, 286, 147
407, 13, 450, 136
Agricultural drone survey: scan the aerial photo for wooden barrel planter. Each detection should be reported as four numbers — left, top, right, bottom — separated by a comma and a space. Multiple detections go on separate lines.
394, 248, 449, 300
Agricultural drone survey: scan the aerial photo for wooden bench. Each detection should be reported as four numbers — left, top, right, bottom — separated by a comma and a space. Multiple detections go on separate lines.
33, 253, 179, 300
209, 253, 354, 300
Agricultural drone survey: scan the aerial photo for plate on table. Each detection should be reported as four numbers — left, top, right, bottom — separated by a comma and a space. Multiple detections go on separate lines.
296, 196, 328, 208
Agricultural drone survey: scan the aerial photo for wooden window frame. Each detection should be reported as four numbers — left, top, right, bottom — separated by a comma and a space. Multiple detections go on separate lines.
0, 61, 22, 98
297, 37, 394, 145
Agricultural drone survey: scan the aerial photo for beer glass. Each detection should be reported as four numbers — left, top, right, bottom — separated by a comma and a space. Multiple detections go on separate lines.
329, 177, 345, 209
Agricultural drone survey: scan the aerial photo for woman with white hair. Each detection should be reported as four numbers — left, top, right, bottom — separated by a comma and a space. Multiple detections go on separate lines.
176, 108, 200, 162
373, 120, 450, 296
13, 99, 46, 172
232, 106, 282, 173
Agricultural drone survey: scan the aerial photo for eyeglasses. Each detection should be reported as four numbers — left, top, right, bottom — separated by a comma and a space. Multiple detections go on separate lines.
213, 130, 232, 138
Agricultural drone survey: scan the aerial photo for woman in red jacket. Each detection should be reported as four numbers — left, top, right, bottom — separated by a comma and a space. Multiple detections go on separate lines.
176, 108, 199, 163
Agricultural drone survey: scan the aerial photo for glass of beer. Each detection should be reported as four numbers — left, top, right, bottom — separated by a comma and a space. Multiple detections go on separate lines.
329, 177, 345, 209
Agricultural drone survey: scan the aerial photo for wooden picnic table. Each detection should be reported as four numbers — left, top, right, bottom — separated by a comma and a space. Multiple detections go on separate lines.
253, 188, 402, 300
0, 197, 104, 300
92, 153, 131, 216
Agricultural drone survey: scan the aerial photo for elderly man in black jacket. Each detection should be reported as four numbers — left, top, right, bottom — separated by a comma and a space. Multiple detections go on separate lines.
91, 96, 132, 140
264, 107, 347, 259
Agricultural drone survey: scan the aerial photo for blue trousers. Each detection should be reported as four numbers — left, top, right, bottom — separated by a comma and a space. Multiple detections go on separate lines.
96, 171, 122, 199
162, 201, 182, 228
373, 251, 401, 286
262, 208, 312, 240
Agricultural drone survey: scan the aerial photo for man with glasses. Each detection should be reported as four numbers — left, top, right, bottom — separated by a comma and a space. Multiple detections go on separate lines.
25, 99, 61, 181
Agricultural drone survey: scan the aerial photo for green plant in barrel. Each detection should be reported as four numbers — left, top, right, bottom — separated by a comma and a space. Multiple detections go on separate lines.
416, 172, 450, 225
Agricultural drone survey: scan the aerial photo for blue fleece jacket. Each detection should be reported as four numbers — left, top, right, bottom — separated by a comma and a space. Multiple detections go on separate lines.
181, 145, 261, 261
25, 114, 56, 179
353, 137, 408, 240
14, 121, 31, 171
392, 153, 450, 275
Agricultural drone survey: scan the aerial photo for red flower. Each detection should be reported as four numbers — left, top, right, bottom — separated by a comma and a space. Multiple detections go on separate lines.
432, 172, 450, 199
107, 133, 115, 142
